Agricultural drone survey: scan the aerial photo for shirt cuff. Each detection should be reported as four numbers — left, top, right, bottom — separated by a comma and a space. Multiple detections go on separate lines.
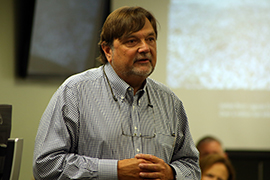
98, 159, 118, 180
170, 164, 183, 180
169, 164, 177, 180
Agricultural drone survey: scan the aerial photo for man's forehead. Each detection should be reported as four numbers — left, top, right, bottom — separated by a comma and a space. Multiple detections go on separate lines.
123, 31, 156, 39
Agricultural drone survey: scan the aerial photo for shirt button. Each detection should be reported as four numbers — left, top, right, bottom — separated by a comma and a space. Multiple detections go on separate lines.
136, 148, 140, 152
134, 126, 137, 130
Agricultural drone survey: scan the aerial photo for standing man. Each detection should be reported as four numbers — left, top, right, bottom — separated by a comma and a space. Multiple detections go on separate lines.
33, 6, 200, 180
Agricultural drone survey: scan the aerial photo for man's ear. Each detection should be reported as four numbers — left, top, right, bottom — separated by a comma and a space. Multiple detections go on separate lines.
101, 43, 113, 63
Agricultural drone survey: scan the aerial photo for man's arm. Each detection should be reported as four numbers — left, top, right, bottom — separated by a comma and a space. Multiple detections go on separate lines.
168, 96, 201, 180
33, 85, 119, 180
33, 88, 101, 179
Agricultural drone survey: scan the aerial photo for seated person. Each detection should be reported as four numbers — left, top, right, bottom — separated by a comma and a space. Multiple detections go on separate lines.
196, 135, 227, 160
200, 154, 235, 180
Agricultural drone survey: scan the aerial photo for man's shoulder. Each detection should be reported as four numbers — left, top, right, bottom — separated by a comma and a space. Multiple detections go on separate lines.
147, 78, 183, 108
61, 66, 103, 88
147, 78, 173, 94
147, 78, 180, 100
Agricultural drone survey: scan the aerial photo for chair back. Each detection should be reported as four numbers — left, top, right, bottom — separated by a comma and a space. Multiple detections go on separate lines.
2, 138, 24, 180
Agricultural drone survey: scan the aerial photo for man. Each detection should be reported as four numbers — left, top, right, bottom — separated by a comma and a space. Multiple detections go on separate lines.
33, 6, 200, 180
196, 136, 227, 160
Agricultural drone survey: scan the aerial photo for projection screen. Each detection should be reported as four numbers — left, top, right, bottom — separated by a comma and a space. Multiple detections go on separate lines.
166, 0, 270, 150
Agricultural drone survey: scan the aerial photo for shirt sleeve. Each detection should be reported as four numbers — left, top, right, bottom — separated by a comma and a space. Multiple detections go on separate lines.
169, 94, 201, 180
33, 83, 118, 180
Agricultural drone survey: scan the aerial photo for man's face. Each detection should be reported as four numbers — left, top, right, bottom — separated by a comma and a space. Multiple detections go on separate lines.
103, 18, 157, 84
198, 141, 227, 160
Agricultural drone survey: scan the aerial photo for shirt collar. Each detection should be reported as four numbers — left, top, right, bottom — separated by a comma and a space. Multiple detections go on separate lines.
103, 63, 147, 100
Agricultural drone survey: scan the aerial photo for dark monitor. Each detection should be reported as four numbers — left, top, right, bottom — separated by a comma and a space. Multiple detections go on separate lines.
15, 0, 110, 79
0, 105, 12, 145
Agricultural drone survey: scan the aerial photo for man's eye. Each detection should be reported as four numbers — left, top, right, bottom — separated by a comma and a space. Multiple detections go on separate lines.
126, 39, 137, 45
205, 174, 215, 178
147, 37, 156, 42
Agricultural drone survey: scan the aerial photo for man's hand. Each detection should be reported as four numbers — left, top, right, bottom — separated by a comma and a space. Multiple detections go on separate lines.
117, 158, 152, 180
135, 154, 175, 180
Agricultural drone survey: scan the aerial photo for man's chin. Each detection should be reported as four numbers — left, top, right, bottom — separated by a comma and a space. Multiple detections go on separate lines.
133, 67, 154, 77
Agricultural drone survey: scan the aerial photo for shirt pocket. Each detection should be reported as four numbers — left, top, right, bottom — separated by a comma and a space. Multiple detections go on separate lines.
154, 132, 176, 163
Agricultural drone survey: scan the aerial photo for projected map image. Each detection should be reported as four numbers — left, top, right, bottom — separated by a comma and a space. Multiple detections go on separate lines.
167, 0, 270, 90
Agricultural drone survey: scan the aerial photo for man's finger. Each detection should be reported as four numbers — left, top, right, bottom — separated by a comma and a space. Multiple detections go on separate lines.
135, 154, 161, 163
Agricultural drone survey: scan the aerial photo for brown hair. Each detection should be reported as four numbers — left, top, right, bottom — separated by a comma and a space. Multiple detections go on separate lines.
97, 6, 158, 64
196, 136, 222, 150
200, 154, 235, 180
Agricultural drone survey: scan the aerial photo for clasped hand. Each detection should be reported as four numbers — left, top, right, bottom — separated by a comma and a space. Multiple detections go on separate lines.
117, 154, 174, 180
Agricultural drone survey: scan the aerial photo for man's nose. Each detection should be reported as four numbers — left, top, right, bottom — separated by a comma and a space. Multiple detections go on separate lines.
138, 40, 150, 53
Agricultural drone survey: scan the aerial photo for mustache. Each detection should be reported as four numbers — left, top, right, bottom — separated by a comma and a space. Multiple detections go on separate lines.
134, 53, 152, 62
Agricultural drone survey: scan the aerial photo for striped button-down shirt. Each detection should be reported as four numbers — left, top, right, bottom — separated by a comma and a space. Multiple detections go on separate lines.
33, 63, 200, 180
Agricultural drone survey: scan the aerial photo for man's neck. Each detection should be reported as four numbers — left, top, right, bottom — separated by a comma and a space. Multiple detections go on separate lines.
126, 77, 146, 95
